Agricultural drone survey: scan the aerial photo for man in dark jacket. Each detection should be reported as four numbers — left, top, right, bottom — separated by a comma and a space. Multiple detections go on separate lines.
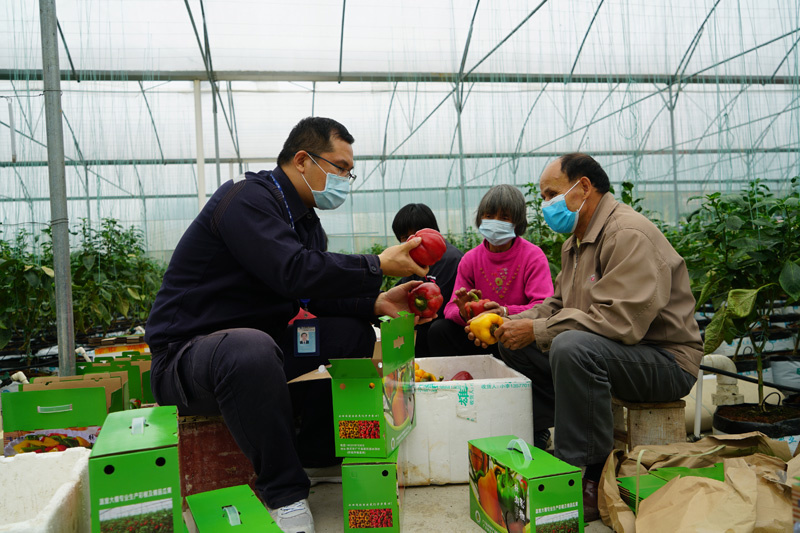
145, 117, 429, 533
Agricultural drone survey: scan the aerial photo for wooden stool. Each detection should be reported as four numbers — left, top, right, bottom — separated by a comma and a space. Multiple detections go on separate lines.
178, 415, 257, 507
612, 398, 686, 452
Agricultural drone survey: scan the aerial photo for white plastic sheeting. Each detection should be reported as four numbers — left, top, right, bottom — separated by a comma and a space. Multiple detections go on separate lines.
0, 0, 798, 255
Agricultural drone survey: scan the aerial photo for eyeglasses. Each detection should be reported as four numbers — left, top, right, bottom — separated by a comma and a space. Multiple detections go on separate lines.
306, 152, 357, 184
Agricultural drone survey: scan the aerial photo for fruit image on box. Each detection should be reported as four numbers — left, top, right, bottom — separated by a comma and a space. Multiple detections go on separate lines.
469, 435, 583, 533
342, 448, 404, 532
330, 312, 416, 458
89, 406, 181, 532
1, 387, 107, 456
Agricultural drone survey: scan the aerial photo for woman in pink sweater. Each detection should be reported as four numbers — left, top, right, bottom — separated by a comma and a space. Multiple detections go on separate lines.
428, 184, 554, 357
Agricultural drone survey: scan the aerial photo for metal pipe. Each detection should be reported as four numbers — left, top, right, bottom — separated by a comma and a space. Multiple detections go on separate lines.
668, 85, 680, 223
194, 80, 206, 211
213, 89, 221, 188
455, 88, 468, 244
39, 0, 75, 376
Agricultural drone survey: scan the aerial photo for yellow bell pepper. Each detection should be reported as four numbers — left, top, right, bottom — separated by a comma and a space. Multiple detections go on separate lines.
469, 313, 503, 345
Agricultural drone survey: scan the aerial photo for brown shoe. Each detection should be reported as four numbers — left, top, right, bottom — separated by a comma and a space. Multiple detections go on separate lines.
582, 478, 600, 523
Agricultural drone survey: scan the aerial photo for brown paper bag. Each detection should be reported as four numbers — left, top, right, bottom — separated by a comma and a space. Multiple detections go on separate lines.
599, 432, 794, 533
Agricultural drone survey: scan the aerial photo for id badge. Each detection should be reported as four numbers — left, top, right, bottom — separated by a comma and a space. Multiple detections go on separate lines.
293, 318, 320, 357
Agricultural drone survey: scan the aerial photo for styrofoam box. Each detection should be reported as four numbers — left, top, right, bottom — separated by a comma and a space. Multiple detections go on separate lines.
0, 446, 91, 532
400, 354, 533, 486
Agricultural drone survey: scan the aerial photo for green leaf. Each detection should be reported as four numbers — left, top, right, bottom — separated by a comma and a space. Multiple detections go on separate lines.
725, 215, 744, 230
729, 238, 764, 252
703, 306, 728, 355
23, 269, 40, 288
727, 288, 762, 318
779, 261, 800, 302
40, 266, 54, 278
82, 254, 96, 271
695, 278, 717, 311
117, 298, 130, 317
127, 287, 141, 301
0, 328, 11, 349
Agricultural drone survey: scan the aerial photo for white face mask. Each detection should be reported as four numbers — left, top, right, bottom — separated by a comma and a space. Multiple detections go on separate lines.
302, 158, 350, 210
479, 219, 516, 246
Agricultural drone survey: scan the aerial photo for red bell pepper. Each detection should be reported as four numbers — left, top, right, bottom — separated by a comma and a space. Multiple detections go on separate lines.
464, 290, 491, 320
407, 281, 444, 318
451, 370, 474, 381
407, 228, 447, 266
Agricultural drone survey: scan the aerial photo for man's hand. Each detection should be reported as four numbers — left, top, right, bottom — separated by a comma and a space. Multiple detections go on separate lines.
375, 280, 435, 325
378, 238, 429, 278
495, 318, 535, 351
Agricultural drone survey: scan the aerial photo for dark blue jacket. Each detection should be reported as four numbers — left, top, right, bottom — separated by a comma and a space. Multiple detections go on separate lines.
145, 167, 382, 350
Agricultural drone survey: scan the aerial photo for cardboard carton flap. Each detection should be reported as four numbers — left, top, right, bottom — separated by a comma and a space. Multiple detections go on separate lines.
379, 312, 415, 374
469, 435, 580, 477
22, 373, 126, 411
288, 365, 332, 384
1, 388, 108, 430
91, 405, 178, 456
328, 358, 381, 379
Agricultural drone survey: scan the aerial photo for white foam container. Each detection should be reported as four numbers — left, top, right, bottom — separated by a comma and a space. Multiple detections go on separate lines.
400, 354, 533, 486
0, 447, 91, 532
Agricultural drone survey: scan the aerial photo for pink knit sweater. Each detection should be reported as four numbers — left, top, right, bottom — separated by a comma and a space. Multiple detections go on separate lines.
443, 237, 554, 326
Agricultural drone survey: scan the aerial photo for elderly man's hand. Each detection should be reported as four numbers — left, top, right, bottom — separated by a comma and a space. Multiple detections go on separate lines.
495, 318, 535, 351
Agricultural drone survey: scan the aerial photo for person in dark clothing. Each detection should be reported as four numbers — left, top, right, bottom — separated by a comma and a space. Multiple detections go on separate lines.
391, 203, 463, 356
144, 117, 430, 533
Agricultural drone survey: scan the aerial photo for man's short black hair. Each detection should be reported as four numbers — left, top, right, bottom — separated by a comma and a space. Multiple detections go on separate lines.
392, 203, 440, 242
475, 184, 528, 236
277, 117, 355, 166
559, 152, 610, 193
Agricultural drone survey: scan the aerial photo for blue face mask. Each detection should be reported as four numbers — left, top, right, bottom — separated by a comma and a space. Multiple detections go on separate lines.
479, 219, 517, 247
541, 181, 585, 234
302, 158, 350, 210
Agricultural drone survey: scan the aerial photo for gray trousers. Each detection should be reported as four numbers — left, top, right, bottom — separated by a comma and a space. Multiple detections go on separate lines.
499, 330, 696, 467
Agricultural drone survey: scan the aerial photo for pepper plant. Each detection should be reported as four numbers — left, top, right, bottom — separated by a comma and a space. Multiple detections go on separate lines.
699, 177, 800, 409
0, 218, 165, 355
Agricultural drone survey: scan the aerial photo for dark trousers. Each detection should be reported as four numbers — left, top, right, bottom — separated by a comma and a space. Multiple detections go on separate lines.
149, 317, 375, 509
499, 330, 696, 467
426, 317, 500, 358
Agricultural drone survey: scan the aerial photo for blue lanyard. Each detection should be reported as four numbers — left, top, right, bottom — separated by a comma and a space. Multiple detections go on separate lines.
269, 173, 295, 229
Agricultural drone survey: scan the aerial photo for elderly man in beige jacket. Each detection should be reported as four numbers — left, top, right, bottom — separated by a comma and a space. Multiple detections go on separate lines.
473, 152, 702, 522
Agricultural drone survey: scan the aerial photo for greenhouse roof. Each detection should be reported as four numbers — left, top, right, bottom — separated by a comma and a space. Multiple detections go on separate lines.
1, 0, 798, 254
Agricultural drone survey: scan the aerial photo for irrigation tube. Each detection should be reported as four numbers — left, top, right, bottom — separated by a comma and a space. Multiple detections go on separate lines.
698, 363, 800, 395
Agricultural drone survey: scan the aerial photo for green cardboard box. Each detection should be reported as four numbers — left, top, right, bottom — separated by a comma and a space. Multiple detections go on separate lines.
342, 448, 404, 532
185, 484, 281, 532
25, 372, 128, 413
89, 406, 182, 532
330, 312, 416, 458
468, 435, 583, 533
78, 359, 140, 408
1, 387, 107, 456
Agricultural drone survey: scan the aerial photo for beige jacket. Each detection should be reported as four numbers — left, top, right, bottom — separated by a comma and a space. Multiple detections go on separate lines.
516, 193, 703, 376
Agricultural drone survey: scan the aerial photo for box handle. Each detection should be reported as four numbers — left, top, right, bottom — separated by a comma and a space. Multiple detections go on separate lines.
507, 438, 533, 462
222, 505, 241, 526
131, 416, 147, 435
37, 403, 73, 414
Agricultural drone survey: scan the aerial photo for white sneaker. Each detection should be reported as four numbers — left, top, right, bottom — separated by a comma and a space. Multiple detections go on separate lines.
269, 499, 315, 533
304, 464, 343, 487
